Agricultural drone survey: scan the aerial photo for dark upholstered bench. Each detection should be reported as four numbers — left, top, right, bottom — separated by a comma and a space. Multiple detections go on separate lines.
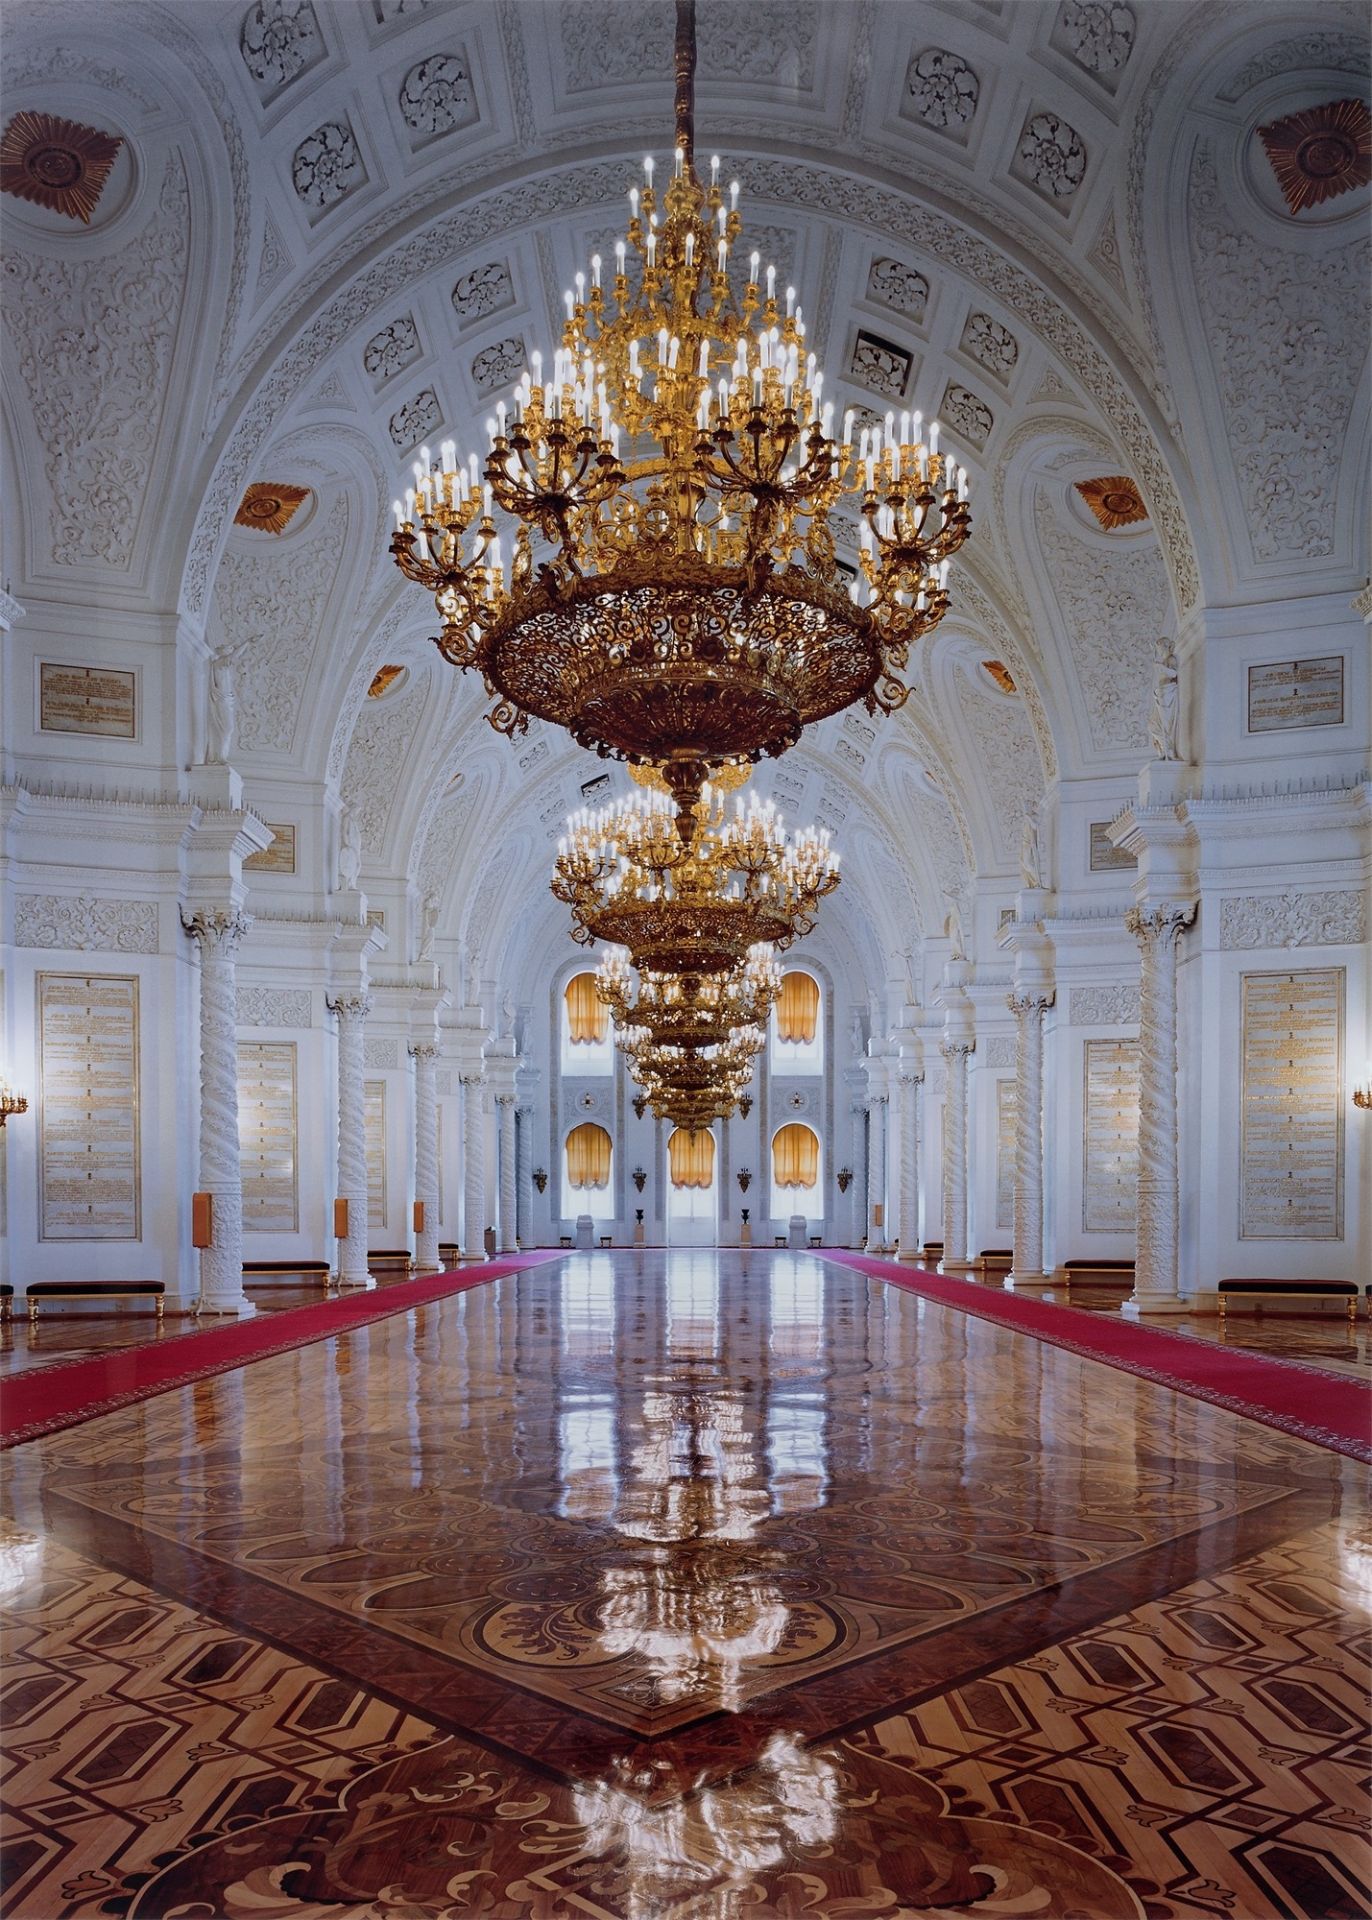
978, 1247, 1012, 1271
1218, 1279, 1358, 1325
1062, 1259, 1135, 1287
439, 1242, 459, 1268
27, 1280, 165, 1323
922, 1241, 944, 1261
243, 1260, 331, 1289
0, 1283, 12, 1321
368, 1248, 413, 1278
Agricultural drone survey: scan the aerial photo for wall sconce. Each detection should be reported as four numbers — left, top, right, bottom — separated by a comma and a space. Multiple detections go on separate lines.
738, 1093, 754, 1117
1354, 1063, 1371, 1111
632, 1093, 648, 1120
737, 1168, 752, 1192
532, 1167, 548, 1193
741, 1208, 750, 1225
836, 1166, 853, 1193
0, 1080, 28, 1126
632, 1166, 646, 1192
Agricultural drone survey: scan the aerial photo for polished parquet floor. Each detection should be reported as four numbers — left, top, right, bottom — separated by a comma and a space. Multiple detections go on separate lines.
2, 1251, 1367, 1919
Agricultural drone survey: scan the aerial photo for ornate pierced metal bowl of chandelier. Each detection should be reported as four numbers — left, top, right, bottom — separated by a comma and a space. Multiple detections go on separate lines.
552, 781, 839, 976
595, 941, 781, 1050
389, 1, 972, 819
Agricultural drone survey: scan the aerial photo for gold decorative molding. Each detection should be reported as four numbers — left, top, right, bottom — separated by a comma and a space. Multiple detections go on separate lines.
1075, 476, 1147, 530
1258, 98, 1370, 215
234, 483, 311, 535
366, 664, 409, 699
982, 659, 1017, 694
1, 111, 123, 223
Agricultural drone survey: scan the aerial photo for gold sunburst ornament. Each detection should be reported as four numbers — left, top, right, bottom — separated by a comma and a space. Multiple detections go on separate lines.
1075, 476, 1147, 530
1, 111, 123, 223
390, 0, 972, 824
235, 483, 311, 535
1258, 98, 1371, 215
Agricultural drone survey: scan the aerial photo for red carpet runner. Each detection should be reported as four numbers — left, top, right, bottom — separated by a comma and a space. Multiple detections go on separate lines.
0, 1254, 560, 1449
825, 1252, 1371, 1464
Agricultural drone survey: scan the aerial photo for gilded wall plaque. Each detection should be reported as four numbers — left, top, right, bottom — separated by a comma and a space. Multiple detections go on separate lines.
39, 662, 136, 739
239, 1042, 299, 1232
244, 824, 297, 874
365, 1079, 387, 1230
1240, 969, 1344, 1240
1, 111, 123, 222
1246, 656, 1344, 733
38, 973, 141, 1240
1089, 822, 1136, 872
1082, 1039, 1139, 1234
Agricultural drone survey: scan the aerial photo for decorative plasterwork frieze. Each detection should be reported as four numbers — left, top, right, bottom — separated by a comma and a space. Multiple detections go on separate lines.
16, 893, 159, 953
1070, 983, 1141, 1026
981, 1034, 1016, 1068
1219, 890, 1365, 950
236, 985, 312, 1027
364, 1037, 399, 1068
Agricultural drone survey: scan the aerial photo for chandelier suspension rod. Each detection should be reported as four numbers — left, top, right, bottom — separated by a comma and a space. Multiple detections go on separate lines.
674, 0, 696, 176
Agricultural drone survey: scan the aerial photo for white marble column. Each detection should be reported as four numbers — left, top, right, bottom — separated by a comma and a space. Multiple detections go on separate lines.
850, 1101, 866, 1247
408, 1042, 441, 1272
1005, 991, 1054, 1288
940, 1041, 974, 1269
182, 909, 254, 1316
516, 1104, 535, 1249
896, 1065, 923, 1262
1124, 903, 1197, 1315
327, 994, 375, 1289
866, 1096, 888, 1253
496, 1093, 518, 1253
460, 1069, 487, 1261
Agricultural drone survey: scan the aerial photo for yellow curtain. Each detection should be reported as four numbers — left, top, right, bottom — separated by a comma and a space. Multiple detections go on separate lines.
776, 971, 820, 1044
566, 1122, 612, 1190
772, 1123, 819, 1190
565, 972, 607, 1044
668, 1127, 715, 1189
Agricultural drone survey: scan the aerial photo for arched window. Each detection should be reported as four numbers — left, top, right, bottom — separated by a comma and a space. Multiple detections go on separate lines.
770, 970, 823, 1074
565, 1122, 612, 1191
772, 1123, 820, 1190
561, 972, 611, 1074
668, 1127, 716, 1189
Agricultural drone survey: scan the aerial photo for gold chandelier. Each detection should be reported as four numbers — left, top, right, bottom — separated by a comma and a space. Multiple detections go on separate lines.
389, 0, 972, 820
622, 1022, 764, 1130
552, 781, 839, 976
595, 941, 781, 1048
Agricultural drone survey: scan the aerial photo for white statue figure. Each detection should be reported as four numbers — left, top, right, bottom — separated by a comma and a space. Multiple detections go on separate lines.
337, 804, 362, 892
943, 901, 966, 961
1149, 636, 1181, 763
417, 892, 438, 962
205, 649, 239, 765
500, 991, 516, 1039
1019, 815, 1042, 890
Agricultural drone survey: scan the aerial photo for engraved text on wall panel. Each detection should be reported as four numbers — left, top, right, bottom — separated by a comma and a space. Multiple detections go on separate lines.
238, 1041, 298, 1232
1239, 969, 1344, 1240
38, 973, 141, 1239
1082, 1039, 1139, 1234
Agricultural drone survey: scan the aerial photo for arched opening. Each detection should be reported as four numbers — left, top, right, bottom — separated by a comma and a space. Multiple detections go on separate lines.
771, 1122, 822, 1225
770, 970, 823, 1075
564, 1122, 612, 1218
561, 972, 612, 1075
666, 1125, 718, 1247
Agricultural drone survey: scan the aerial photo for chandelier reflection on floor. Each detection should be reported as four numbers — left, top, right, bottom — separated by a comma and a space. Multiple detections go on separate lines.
389, 0, 972, 820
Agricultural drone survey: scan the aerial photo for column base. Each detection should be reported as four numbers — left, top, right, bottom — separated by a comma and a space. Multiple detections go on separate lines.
1120, 1292, 1194, 1319
457, 1251, 488, 1265
941, 1258, 977, 1273
1004, 1269, 1055, 1291
412, 1261, 442, 1276
498, 1242, 517, 1256
195, 1297, 257, 1317
334, 1272, 377, 1291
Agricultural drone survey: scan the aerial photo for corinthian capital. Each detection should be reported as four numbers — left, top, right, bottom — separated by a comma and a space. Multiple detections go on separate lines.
1008, 989, 1055, 1018
326, 992, 372, 1020
181, 907, 251, 954
1125, 902, 1197, 947
940, 1039, 975, 1059
407, 1041, 441, 1062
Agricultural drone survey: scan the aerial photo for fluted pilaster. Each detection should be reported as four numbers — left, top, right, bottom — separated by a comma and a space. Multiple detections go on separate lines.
496, 1094, 518, 1253
408, 1042, 440, 1272
1125, 903, 1196, 1312
940, 1042, 974, 1268
897, 1068, 923, 1261
327, 994, 374, 1289
1006, 991, 1054, 1287
183, 909, 253, 1316
460, 1070, 487, 1260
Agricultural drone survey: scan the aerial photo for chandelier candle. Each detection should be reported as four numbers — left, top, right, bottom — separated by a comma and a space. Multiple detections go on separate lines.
389, 0, 972, 827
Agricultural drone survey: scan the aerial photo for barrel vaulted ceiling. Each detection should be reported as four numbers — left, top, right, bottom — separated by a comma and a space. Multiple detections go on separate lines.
3, 0, 1368, 993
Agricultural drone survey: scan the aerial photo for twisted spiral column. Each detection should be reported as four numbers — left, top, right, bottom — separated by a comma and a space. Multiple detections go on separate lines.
460, 1069, 487, 1261
940, 1042, 974, 1267
897, 1068, 923, 1261
408, 1043, 441, 1272
866, 1094, 888, 1252
1127, 903, 1196, 1307
183, 909, 252, 1315
327, 994, 374, 1289
850, 1102, 867, 1246
496, 1094, 518, 1252
516, 1106, 535, 1248
1007, 991, 1054, 1285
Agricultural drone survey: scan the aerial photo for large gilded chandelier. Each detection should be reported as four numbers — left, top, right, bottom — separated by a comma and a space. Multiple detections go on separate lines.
622, 1022, 764, 1130
595, 941, 781, 1047
389, 0, 972, 819
552, 782, 839, 977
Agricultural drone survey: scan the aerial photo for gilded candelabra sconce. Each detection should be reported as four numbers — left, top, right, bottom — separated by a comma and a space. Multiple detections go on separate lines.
738, 1093, 754, 1118
1353, 1065, 1372, 1111
632, 1093, 649, 1120
532, 1167, 548, 1193
632, 1166, 647, 1192
836, 1166, 853, 1193
737, 1168, 752, 1192
0, 1081, 28, 1127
